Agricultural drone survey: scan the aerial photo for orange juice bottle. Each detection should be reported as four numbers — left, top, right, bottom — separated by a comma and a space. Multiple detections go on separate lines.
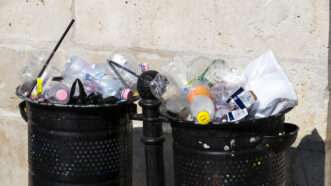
187, 83, 215, 125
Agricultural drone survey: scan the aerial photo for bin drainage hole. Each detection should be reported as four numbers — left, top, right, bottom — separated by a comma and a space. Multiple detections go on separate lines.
224, 145, 230, 151
203, 143, 211, 149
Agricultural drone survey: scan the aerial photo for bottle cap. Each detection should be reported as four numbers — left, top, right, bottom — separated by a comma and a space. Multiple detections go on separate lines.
139, 63, 150, 73
120, 88, 133, 100
197, 111, 211, 125
56, 89, 68, 101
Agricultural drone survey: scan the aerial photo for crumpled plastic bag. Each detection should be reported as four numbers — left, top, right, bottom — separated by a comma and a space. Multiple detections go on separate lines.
243, 51, 298, 118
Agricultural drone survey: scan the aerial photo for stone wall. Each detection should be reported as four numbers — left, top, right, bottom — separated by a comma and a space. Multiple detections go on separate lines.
0, 0, 329, 185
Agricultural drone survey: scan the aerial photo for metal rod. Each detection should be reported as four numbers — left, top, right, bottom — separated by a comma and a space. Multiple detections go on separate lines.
27, 19, 75, 97
108, 61, 130, 88
107, 60, 139, 78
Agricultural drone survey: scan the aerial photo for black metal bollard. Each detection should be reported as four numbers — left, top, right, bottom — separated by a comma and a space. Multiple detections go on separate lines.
137, 70, 165, 186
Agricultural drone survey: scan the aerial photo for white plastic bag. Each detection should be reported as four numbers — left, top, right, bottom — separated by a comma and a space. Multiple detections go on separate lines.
243, 51, 298, 118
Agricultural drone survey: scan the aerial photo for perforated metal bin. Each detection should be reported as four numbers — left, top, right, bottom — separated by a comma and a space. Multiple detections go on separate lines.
19, 100, 136, 186
166, 113, 298, 186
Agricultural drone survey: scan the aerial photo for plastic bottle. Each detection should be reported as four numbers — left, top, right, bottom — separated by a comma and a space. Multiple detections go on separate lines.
149, 73, 190, 118
86, 63, 112, 81
158, 58, 189, 90
187, 83, 215, 125
190, 96, 215, 125
209, 60, 247, 110
82, 79, 100, 95
62, 56, 93, 86
96, 76, 133, 100
20, 52, 49, 82
109, 53, 139, 89
20, 53, 60, 98
150, 73, 185, 100
43, 81, 70, 104
186, 57, 212, 85
139, 63, 150, 73
165, 94, 189, 115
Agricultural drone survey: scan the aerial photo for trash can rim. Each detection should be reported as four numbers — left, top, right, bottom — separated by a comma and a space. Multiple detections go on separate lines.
162, 110, 285, 129
16, 91, 139, 108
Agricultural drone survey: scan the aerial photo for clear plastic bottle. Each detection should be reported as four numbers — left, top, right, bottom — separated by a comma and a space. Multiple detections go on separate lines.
187, 83, 215, 125
109, 53, 139, 89
62, 56, 93, 86
96, 75, 133, 100
165, 94, 189, 115
20, 53, 60, 98
186, 56, 212, 84
87, 63, 112, 81
20, 52, 49, 82
149, 73, 190, 117
190, 96, 215, 125
43, 81, 70, 104
96, 76, 122, 97
83, 79, 100, 95
150, 73, 185, 100
210, 62, 247, 109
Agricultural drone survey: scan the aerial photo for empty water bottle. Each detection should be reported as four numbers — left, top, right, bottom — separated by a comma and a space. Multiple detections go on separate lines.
43, 81, 70, 104
109, 53, 139, 89
62, 56, 93, 86
87, 63, 112, 81
20, 53, 48, 82
96, 75, 133, 100
186, 57, 212, 84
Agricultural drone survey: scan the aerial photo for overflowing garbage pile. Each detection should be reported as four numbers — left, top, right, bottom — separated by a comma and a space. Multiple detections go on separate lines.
17, 53, 149, 105
150, 51, 298, 125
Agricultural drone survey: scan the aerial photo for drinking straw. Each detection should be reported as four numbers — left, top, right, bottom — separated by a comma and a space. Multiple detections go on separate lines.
27, 19, 75, 97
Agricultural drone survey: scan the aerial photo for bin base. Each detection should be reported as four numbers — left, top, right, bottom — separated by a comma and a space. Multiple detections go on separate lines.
29, 175, 128, 186
174, 146, 287, 186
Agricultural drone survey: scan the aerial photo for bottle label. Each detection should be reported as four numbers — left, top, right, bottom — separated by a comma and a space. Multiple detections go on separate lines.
226, 87, 244, 103
187, 85, 210, 103
228, 88, 257, 109
227, 108, 248, 122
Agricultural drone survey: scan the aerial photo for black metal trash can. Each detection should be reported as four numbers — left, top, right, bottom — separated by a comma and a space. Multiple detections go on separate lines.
19, 100, 136, 186
166, 114, 298, 186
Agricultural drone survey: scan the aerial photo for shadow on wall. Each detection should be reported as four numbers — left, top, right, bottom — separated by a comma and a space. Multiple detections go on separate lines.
288, 129, 325, 186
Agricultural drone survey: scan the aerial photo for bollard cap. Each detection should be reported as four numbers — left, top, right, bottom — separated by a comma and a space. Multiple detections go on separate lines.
137, 70, 159, 99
